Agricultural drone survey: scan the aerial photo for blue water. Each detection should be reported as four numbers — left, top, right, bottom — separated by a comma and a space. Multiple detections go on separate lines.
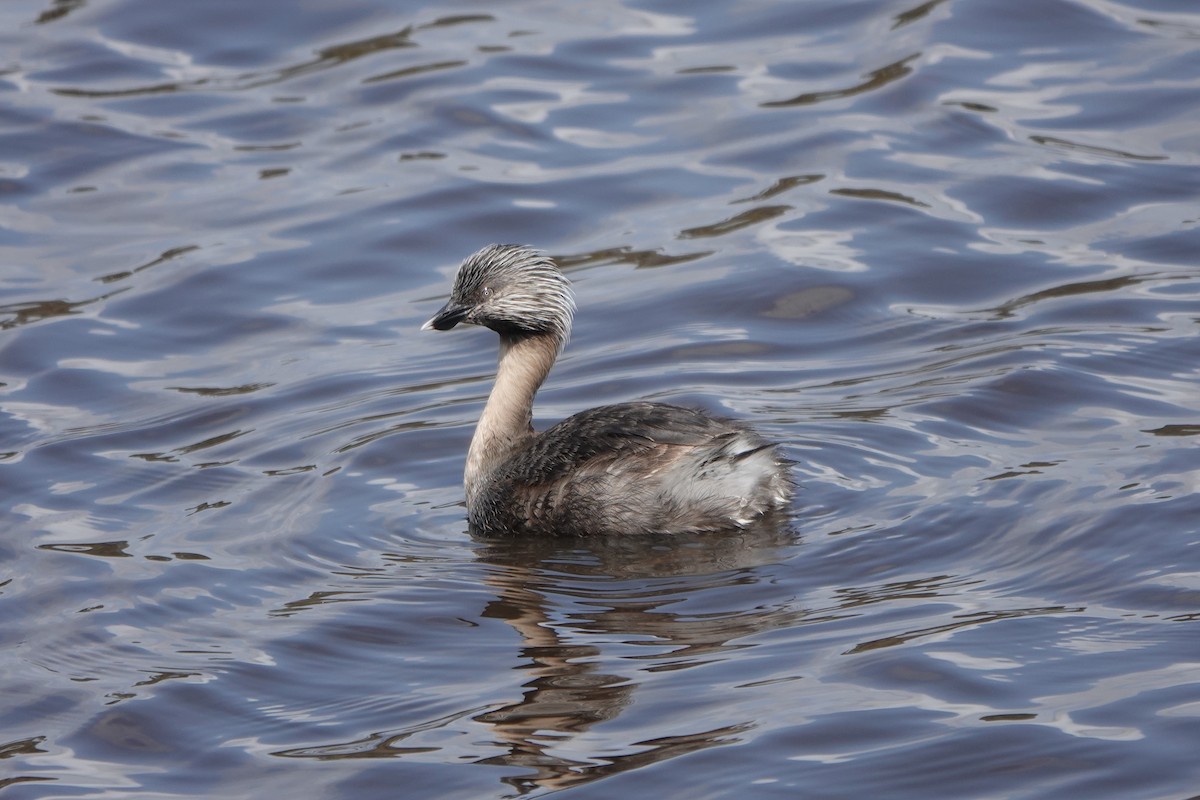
2, 0, 1199, 797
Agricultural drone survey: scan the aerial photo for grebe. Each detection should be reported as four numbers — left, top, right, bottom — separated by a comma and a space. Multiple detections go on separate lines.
423, 244, 792, 536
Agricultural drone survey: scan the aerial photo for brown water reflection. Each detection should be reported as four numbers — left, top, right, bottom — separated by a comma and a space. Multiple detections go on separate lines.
272, 526, 797, 793
260, 530, 1082, 797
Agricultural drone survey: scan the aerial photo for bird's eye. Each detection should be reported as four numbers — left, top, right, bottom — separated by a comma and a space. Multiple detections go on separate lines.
481, 286, 493, 299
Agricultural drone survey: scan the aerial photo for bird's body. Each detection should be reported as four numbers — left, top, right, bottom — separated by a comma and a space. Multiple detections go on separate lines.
424, 244, 792, 536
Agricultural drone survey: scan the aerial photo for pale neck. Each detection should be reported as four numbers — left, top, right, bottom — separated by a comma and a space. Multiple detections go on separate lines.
465, 333, 562, 498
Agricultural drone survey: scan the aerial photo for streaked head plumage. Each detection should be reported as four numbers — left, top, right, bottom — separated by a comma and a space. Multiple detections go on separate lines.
424, 244, 575, 342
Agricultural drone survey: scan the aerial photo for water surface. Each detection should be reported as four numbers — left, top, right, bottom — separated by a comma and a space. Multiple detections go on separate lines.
2, 0, 1199, 797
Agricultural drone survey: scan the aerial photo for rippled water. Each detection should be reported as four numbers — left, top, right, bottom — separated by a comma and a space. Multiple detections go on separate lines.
3, 0, 1199, 797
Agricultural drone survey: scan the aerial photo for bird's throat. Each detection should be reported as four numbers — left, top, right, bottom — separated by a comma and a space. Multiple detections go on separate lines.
464, 333, 561, 498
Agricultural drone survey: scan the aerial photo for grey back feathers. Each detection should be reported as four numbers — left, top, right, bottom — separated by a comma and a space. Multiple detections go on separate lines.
425, 244, 793, 536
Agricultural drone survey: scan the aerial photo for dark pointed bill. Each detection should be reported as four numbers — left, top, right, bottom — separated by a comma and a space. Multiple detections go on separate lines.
421, 301, 470, 331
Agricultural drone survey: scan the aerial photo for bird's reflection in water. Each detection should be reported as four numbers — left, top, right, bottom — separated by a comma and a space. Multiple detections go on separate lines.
270, 516, 799, 796
469, 515, 797, 794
